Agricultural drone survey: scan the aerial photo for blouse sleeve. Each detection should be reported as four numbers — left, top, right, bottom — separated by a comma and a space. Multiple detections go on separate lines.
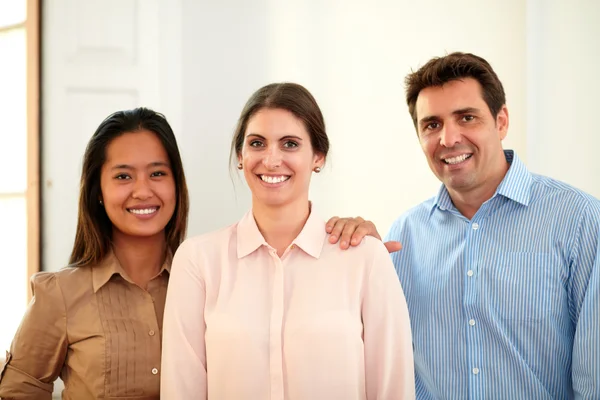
362, 238, 416, 399
160, 239, 208, 400
0, 272, 68, 400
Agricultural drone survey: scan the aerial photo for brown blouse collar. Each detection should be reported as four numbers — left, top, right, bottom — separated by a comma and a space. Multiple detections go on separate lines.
92, 250, 172, 293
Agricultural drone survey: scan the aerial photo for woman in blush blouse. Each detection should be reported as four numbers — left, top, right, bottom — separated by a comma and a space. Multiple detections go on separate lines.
161, 83, 415, 400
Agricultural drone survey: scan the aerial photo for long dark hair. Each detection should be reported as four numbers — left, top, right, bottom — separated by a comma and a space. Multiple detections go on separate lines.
69, 107, 189, 267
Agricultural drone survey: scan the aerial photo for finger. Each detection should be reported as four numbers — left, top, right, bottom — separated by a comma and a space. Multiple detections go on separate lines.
325, 216, 340, 234
328, 218, 347, 243
384, 241, 403, 253
350, 221, 381, 246
339, 217, 364, 249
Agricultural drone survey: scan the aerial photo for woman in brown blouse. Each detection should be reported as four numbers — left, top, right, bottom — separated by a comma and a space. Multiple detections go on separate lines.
0, 107, 189, 400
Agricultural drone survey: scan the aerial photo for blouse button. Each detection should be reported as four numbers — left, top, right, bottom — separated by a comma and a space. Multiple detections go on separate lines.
152, 368, 158, 375
149, 330, 155, 336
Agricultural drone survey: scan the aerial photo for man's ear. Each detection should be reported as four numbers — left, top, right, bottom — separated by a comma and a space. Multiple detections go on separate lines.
497, 105, 509, 140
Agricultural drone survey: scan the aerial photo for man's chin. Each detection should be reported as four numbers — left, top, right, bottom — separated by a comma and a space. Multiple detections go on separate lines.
445, 176, 476, 192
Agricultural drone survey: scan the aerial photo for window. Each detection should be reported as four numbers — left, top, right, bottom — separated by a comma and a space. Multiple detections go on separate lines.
0, 0, 40, 355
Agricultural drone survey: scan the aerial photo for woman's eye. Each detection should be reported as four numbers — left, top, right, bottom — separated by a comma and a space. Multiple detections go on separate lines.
249, 140, 264, 147
151, 171, 166, 177
283, 141, 298, 148
115, 174, 130, 180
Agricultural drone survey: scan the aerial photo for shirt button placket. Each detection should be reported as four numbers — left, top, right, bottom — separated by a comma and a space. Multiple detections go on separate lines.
143, 289, 161, 382
269, 250, 285, 400
465, 219, 482, 397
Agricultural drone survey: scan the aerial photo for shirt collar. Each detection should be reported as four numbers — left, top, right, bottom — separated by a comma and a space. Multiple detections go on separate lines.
494, 150, 532, 206
236, 203, 326, 259
92, 249, 171, 293
291, 205, 327, 258
236, 211, 267, 258
432, 150, 533, 213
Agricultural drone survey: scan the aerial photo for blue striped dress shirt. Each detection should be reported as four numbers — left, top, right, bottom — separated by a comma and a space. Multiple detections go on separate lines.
385, 150, 600, 399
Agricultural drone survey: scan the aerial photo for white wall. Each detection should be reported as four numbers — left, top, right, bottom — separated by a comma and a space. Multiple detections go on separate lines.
526, 0, 600, 198
180, 0, 527, 238
38, 0, 600, 276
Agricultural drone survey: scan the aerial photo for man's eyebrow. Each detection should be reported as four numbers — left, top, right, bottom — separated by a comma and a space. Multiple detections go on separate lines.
452, 107, 480, 115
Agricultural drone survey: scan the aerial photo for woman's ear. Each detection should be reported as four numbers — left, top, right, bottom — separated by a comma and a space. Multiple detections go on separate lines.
313, 152, 325, 170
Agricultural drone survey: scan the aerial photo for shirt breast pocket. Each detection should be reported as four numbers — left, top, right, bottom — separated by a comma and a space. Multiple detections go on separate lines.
488, 252, 562, 322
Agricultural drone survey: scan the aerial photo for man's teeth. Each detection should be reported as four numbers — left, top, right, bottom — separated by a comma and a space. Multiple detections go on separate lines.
129, 208, 158, 215
444, 154, 471, 165
261, 175, 290, 184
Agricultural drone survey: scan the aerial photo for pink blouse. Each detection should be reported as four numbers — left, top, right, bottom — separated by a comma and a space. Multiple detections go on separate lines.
161, 208, 415, 399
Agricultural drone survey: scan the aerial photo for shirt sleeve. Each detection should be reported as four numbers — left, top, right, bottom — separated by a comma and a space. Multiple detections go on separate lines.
0, 272, 68, 400
384, 215, 407, 281
160, 239, 207, 400
570, 202, 600, 398
362, 238, 416, 399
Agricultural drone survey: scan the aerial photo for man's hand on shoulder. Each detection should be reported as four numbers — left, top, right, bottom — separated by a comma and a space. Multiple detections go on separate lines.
325, 216, 402, 253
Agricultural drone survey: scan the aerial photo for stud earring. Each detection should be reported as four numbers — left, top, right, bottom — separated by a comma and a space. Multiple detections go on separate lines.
99, 200, 104, 205
313, 166, 322, 173
237, 163, 243, 170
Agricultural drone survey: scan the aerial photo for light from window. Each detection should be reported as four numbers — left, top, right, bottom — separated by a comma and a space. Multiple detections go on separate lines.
0, 28, 27, 193
0, 21, 27, 353
0, 0, 26, 28
0, 198, 27, 353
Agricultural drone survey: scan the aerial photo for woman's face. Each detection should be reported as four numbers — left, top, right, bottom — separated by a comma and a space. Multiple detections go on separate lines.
99, 130, 176, 240
240, 108, 324, 209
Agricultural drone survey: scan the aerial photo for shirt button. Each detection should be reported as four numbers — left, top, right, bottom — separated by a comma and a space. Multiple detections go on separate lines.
467, 270, 474, 277
469, 319, 476, 326
472, 223, 479, 230
290, 245, 295, 250
472, 367, 480, 375
151, 368, 158, 375
149, 330, 155, 336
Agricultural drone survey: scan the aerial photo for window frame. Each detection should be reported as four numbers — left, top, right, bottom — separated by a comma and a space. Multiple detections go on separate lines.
0, 0, 41, 301
25, 0, 40, 301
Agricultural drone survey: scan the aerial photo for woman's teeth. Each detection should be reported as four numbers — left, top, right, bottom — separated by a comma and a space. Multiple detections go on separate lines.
260, 175, 290, 184
128, 208, 158, 215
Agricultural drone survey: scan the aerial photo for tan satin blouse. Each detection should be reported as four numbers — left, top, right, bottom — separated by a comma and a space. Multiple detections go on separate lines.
0, 252, 169, 400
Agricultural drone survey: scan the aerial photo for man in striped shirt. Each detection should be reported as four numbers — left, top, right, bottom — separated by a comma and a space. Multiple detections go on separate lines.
328, 52, 599, 399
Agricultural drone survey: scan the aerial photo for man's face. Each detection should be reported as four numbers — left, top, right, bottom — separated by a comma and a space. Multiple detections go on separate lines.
415, 78, 509, 197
